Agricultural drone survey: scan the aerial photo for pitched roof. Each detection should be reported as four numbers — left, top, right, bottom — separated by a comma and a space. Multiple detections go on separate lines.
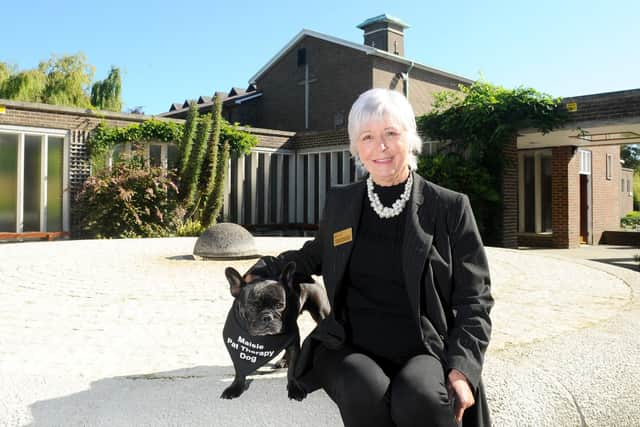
229, 87, 246, 97
356, 14, 410, 29
248, 28, 473, 85
160, 90, 263, 116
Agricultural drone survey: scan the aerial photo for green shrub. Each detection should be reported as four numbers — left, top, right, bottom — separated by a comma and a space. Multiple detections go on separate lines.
75, 150, 179, 238
174, 218, 206, 237
621, 211, 640, 229
417, 153, 500, 239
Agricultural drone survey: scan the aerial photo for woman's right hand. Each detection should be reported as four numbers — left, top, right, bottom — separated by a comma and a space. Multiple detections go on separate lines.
243, 255, 284, 282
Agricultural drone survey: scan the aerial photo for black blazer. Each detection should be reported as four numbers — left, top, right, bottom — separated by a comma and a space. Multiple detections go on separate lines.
260, 172, 494, 426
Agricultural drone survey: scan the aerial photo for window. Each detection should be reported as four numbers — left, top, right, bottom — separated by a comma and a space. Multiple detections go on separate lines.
519, 150, 553, 233
110, 142, 178, 171
622, 179, 626, 192
540, 154, 552, 232
297, 48, 306, 67
606, 153, 612, 180
579, 149, 591, 174
627, 179, 631, 193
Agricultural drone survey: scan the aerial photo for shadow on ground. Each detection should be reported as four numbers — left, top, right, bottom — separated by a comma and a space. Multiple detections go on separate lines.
587, 257, 639, 272
26, 366, 339, 427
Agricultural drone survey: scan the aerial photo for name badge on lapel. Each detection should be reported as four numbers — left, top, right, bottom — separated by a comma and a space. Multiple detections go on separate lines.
333, 227, 353, 247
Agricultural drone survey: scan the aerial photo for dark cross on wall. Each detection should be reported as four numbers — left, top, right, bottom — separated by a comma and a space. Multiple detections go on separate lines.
297, 63, 318, 130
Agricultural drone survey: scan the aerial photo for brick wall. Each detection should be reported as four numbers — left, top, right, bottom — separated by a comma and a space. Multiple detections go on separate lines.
600, 231, 640, 246
551, 146, 580, 248
0, 101, 178, 232
0, 100, 321, 235
564, 89, 640, 123
518, 233, 554, 248
248, 127, 296, 150
590, 145, 622, 243
502, 134, 518, 248
292, 128, 349, 151
361, 21, 406, 56
371, 57, 467, 116
620, 168, 635, 218
256, 36, 372, 132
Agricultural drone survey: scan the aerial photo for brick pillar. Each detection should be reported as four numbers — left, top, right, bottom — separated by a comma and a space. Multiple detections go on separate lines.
552, 146, 580, 248
501, 134, 518, 248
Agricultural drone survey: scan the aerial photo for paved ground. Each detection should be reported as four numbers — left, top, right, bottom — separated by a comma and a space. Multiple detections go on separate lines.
0, 238, 638, 426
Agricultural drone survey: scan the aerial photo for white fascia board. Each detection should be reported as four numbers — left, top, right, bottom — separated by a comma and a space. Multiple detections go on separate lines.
248, 28, 473, 86
234, 92, 263, 104
249, 29, 377, 84
370, 49, 474, 84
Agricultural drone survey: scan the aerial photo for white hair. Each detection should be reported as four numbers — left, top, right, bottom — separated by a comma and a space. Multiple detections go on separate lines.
347, 88, 422, 172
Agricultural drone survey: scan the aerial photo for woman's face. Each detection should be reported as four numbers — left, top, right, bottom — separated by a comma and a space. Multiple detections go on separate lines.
356, 116, 410, 186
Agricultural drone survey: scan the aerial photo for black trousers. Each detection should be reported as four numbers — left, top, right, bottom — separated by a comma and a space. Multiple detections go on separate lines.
314, 345, 458, 427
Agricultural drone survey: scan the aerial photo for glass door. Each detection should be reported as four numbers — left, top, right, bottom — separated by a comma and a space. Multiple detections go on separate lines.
0, 133, 19, 231
0, 131, 65, 233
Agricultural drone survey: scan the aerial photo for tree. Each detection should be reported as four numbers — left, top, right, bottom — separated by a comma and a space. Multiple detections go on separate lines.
40, 53, 94, 108
0, 53, 123, 111
0, 68, 47, 102
126, 106, 145, 115
90, 66, 122, 112
621, 144, 640, 171
0, 62, 15, 90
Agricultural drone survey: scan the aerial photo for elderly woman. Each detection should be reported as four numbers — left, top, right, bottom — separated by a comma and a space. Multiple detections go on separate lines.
247, 88, 493, 427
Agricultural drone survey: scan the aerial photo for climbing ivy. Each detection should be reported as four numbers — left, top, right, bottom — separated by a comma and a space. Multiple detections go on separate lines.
88, 119, 183, 169
417, 80, 568, 244
87, 116, 257, 166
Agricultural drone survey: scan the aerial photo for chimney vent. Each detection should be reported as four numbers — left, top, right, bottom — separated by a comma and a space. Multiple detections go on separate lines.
357, 14, 409, 56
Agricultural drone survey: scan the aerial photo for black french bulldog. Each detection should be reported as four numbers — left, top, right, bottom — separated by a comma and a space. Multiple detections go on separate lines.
220, 260, 329, 400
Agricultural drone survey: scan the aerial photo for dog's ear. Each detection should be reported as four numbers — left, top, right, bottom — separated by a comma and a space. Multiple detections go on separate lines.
225, 267, 245, 298
280, 261, 298, 292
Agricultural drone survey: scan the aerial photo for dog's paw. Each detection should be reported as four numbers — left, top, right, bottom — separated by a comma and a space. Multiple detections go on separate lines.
287, 380, 307, 401
274, 355, 288, 369
220, 383, 245, 399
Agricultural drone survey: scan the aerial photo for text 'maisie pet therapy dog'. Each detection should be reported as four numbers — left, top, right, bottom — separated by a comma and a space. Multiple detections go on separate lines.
221, 259, 329, 400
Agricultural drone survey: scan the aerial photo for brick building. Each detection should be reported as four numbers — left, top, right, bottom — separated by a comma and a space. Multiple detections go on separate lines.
515, 89, 640, 248
1, 15, 638, 249
0, 100, 185, 238
0, 99, 359, 238
161, 14, 472, 131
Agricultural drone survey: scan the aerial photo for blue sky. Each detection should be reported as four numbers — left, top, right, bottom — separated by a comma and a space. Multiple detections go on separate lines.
2, 0, 638, 115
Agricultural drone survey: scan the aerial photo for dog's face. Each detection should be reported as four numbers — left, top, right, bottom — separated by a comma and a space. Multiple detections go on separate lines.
225, 262, 297, 336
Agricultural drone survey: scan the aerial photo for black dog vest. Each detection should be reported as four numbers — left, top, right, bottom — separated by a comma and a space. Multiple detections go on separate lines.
222, 303, 297, 377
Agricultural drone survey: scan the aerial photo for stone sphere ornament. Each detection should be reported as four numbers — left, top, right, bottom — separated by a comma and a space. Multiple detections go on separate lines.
193, 223, 259, 260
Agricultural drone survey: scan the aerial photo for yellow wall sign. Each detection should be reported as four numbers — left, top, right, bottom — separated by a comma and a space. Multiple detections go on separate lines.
566, 102, 578, 112
0, 105, 6, 114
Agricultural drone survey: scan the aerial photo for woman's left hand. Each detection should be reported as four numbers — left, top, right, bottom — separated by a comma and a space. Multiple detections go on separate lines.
447, 368, 475, 423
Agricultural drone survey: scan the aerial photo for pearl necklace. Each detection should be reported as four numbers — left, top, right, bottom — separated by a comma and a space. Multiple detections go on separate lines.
366, 173, 413, 219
